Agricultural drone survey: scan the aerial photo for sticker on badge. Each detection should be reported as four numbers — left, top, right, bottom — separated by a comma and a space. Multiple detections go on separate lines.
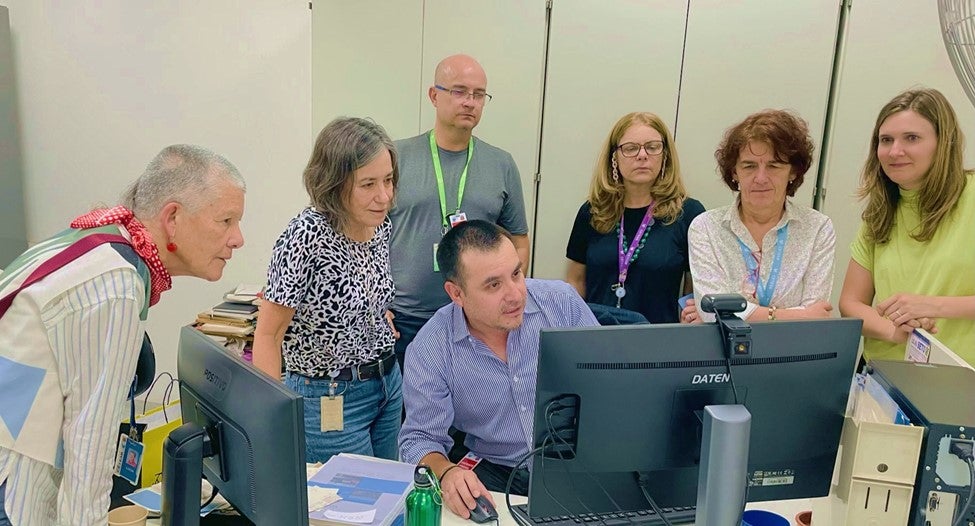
114, 433, 145, 485
448, 212, 468, 228
457, 451, 482, 470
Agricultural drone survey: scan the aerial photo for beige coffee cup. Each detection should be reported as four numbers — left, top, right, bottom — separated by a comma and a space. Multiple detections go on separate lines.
107, 505, 148, 526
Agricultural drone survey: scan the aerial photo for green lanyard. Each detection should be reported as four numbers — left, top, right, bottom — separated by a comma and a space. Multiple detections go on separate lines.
429, 131, 474, 232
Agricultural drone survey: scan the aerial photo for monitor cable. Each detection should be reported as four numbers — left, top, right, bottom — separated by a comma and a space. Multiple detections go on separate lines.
635, 473, 675, 526
949, 440, 975, 526
201, 483, 219, 510
542, 403, 622, 513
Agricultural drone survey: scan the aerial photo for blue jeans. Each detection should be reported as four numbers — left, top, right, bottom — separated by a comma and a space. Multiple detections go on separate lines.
286, 366, 403, 464
0, 481, 10, 526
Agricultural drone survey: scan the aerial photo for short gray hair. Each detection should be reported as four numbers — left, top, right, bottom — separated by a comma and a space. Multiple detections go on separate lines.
122, 144, 246, 216
303, 117, 398, 233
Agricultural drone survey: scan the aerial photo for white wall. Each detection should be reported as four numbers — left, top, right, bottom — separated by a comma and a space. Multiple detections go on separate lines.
3, 0, 312, 390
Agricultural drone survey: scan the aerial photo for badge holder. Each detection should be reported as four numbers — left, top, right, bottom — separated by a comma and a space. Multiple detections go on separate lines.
115, 379, 146, 485
321, 371, 344, 432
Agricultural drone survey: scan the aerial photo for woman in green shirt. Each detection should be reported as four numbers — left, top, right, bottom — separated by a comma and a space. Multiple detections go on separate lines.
839, 88, 975, 363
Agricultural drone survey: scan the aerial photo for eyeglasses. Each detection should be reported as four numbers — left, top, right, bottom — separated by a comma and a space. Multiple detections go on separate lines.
617, 141, 665, 157
434, 85, 492, 104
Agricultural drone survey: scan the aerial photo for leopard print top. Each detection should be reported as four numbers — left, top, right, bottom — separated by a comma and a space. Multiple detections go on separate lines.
265, 207, 396, 376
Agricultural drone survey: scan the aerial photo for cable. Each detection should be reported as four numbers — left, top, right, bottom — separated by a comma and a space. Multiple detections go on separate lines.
201, 484, 219, 510
949, 439, 975, 526
544, 406, 621, 514
141, 372, 176, 415
723, 356, 741, 404
636, 474, 676, 526
505, 444, 547, 526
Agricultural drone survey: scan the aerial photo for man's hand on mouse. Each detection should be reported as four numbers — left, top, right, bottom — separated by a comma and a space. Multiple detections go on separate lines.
440, 466, 496, 518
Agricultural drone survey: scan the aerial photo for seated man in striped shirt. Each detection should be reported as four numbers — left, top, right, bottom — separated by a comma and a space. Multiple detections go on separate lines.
399, 220, 599, 519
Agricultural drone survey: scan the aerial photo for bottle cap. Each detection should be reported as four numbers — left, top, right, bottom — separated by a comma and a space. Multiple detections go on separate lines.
414, 464, 433, 487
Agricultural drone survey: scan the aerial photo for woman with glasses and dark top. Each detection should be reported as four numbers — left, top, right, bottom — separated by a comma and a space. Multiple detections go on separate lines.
684, 109, 835, 323
566, 112, 705, 323
253, 117, 403, 463
839, 88, 974, 365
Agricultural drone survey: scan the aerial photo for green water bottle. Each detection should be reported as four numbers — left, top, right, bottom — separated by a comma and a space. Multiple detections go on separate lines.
405, 465, 442, 526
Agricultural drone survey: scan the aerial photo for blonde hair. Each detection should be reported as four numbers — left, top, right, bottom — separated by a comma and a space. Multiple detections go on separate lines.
858, 88, 968, 243
588, 112, 687, 233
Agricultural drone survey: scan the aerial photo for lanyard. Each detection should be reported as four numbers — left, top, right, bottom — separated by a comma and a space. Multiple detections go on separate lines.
737, 224, 789, 307
617, 202, 656, 285
429, 131, 474, 232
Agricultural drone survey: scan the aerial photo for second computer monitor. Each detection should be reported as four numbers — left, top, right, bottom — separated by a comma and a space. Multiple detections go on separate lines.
527, 318, 862, 517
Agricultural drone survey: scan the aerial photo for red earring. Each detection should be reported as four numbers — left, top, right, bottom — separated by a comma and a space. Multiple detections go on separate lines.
166, 242, 178, 252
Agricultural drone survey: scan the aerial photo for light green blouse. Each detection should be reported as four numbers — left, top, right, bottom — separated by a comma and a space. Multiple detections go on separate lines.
851, 173, 975, 363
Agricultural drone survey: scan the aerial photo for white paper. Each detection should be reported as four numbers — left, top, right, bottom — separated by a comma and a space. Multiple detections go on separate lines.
321, 509, 377, 524
308, 486, 341, 511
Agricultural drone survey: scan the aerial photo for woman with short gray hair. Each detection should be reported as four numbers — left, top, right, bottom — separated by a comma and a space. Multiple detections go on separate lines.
0, 144, 245, 526
253, 117, 403, 463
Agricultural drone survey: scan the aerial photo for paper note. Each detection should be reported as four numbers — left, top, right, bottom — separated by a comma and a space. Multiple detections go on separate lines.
321, 509, 377, 524
308, 486, 341, 511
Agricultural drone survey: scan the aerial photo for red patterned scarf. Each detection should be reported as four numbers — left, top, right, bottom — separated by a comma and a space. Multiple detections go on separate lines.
70, 206, 172, 306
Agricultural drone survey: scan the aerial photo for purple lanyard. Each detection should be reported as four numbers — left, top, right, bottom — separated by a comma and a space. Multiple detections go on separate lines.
617, 202, 655, 285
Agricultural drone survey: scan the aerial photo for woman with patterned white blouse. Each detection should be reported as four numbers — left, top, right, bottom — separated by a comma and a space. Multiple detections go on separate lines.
253, 117, 403, 463
683, 109, 835, 323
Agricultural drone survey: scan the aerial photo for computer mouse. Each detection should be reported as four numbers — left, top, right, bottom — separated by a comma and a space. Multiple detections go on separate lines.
468, 495, 498, 523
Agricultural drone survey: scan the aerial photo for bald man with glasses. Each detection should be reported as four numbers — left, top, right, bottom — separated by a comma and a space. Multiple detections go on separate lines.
388, 54, 530, 369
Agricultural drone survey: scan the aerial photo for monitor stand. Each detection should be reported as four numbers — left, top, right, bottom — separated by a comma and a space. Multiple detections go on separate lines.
160, 422, 212, 526
695, 404, 751, 526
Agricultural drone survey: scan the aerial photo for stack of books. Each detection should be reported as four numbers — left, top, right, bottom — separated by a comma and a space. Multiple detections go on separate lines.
194, 284, 263, 342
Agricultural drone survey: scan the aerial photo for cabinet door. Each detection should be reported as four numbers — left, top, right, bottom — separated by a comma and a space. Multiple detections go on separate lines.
420, 0, 547, 239
532, 0, 688, 279
676, 0, 842, 212
311, 0, 424, 140
0, 6, 27, 267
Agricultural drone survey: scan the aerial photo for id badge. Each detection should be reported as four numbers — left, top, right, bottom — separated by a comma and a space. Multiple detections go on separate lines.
321, 395, 344, 432
448, 212, 468, 228
114, 433, 145, 485
433, 243, 440, 272
457, 451, 482, 470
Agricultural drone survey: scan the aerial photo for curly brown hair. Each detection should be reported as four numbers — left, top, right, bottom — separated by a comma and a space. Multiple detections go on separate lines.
715, 109, 814, 196
587, 112, 687, 233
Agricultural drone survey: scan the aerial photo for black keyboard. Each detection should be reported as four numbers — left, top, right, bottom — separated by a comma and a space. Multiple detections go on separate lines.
510, 504, 696, 526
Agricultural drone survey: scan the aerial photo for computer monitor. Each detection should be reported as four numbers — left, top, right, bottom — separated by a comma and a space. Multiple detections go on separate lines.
525, 318, 862, 518
161, 325, 309, 525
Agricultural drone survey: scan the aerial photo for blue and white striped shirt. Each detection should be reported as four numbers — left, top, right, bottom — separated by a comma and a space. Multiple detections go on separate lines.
0, 240, 146, 526
399, 279, 598, 467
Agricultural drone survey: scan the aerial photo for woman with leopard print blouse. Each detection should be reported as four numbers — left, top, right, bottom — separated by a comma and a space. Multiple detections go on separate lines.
253, 117, 403, 463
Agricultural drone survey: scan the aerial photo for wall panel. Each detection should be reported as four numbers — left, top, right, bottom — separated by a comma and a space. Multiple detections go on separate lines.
532, 0, 688, 278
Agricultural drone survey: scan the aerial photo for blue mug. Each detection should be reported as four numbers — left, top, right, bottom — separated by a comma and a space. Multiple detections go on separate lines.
741, 509, 790, 526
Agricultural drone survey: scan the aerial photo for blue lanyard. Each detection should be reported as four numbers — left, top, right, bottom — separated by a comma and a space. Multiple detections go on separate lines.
737, 224, 789, 307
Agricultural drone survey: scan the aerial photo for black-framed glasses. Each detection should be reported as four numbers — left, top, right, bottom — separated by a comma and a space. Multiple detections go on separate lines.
617, 141, 664, 157
434, 85, 493, 104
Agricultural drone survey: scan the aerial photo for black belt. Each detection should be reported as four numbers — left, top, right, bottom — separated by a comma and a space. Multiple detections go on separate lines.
305, 348, 396, 382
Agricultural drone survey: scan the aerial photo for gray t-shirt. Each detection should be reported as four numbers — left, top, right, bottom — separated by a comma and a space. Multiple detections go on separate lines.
390, 131, 529, 318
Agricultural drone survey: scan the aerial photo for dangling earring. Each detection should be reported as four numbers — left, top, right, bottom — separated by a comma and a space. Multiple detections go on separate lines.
166, 242, 178, 252
611, 156, 620, 183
